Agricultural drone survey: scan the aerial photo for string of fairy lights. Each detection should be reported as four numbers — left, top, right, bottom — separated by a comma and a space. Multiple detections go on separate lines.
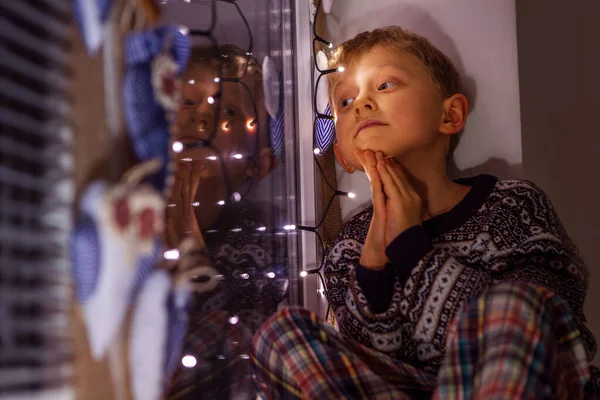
164, 0, 351, 322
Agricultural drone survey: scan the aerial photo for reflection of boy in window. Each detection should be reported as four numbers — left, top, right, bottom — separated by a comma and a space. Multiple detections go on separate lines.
165, 45, 288, 400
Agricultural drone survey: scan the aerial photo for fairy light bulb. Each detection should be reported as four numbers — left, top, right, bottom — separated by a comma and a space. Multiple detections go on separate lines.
313, 148, 321, 155
246, 118, 257, 132
207, 96, 215, 104
187, 79, 195, 84
178, 26, 189, 35
266, 272, 275, 279
257, 226, 266, 232
214, 77, 220, 83
221, 121, 231, 132
164, 249, 180, 260
233, 153, 243, 160
337, 66, 345, 72
191, 202, 200, 207
181, 355, 196, 368
217, 200, 225, 206
300, 271, 308, 278
283, 224, 296, 231
231, 192, 242, 202
172, 141, 184, 153
347, 192, 356, 198
206, 155, 218, 161
228, 315, 239, 325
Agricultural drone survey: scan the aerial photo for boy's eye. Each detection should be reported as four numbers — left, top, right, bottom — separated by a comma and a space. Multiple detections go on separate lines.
378, 81, 396, 91
340, 98, 354, 108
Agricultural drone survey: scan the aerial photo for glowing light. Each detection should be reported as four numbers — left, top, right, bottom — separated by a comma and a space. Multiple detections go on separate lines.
338, 66, 345, 72
233, 153, 243, 160
232, 192, 242, 202
187, 79, 195, 84
228, 315, 239, 325
221, 122, 231, 131
348, 192, 356, 199
167, 203, 177, 208
266, 272, 276, 279
217, 355, 225, 360
217, 200, 225, 206
183, 0, 190, 3
181, 157, 193, 162
300, 271, 308, 278
240, 273, 249, 279
191, 202, 200, 207
178, 26, 189, 36
328, 42, 333, 48
216, 274, 225, 280
283, 224, 296, 231
246, 118, 257, 131
207, 96, 215, 104
206, 229, 218, 234
232, 228, 242, 233
164, 249, 180, 260
240, 354, 250, 360
181, 355, 196, 368
257, 226, 266, 232
206, 155, 218, 161
313, 148, 321, 155
172, 141, 184, 153
214, 77, 220, 83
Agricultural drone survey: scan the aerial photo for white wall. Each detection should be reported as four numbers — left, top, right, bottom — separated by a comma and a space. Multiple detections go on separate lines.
323, 0, 523, 220
516, 1, 600, 364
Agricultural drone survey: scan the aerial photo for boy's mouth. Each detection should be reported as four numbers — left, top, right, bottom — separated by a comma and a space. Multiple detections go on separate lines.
355, 118, 387, 137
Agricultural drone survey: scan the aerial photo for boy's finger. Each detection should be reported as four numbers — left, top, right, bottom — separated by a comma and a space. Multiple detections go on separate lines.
377, 159, 402, 200
385, 159, 410, 197
387, 159, 420, 197
370, 166, 386, 217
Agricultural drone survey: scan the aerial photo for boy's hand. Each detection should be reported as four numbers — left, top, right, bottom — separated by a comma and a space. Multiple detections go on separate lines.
355, 150, 425, 269
356, 149, 390, 270
374, 151, 424, 246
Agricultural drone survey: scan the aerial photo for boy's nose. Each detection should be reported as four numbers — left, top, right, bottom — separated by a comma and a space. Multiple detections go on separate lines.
353, 97, 376, 116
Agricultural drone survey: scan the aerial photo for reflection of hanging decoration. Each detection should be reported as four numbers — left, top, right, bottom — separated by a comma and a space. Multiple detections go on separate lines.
72, 0, 116, 54
123, 24, 190, 190
71, 160, 165, 360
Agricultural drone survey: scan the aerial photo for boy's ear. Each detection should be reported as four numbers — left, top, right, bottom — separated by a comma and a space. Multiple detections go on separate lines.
439, 93, 469, 135
247, 147, 279, 179
333, 143, 356, 173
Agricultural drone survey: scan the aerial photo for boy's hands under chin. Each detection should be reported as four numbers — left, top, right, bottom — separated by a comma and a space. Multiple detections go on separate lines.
356, 149, 425, 270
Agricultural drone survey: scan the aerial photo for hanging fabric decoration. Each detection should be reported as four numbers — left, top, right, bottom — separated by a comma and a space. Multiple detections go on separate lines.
263, 55, 285, 160
72, 0, 115, 54
314, 50, 336, 153
123, 24, 191, 190
129, 269, 171, 400
315, 104, 335, 154
71, 160, 165, 360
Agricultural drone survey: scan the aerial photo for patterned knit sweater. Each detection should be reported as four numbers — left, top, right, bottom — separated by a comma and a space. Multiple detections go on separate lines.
324, 174, 597, 374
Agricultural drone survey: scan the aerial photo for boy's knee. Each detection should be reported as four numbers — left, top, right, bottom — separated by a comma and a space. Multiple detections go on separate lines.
470, 281, 558, 323
252, 306, 316, 351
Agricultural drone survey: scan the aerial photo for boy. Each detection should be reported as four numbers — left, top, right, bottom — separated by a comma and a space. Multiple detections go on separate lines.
165, 45, 288, 399
252, 26, 599, 398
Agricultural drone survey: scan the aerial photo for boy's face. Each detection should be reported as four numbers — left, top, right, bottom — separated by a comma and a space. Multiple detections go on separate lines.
173, 64, 259, 185
332, 45, 445, 172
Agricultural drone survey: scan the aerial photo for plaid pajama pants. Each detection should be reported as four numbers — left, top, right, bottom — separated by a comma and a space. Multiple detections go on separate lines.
252, 282, 598, 399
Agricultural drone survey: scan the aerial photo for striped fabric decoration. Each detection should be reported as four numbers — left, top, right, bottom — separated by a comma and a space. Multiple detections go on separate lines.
315, 104, 336, 153
0, 0, 74, 398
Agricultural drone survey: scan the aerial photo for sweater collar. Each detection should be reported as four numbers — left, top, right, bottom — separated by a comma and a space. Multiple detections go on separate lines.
422, 174, 498, 239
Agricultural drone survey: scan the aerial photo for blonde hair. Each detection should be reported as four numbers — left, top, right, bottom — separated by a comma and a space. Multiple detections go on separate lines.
327, 26, 462, 99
